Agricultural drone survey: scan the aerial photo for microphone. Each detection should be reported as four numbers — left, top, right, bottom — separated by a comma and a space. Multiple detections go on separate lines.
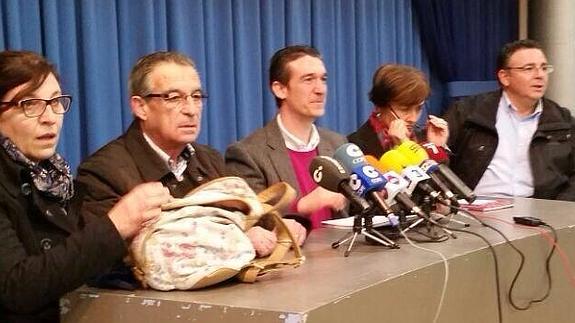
332, 144, 398, 221
400, 142, 476, 204
309, 156, 371, 212
349, 163, 399, 226
365, 153, 427, 217
394, 142, 459, 204
349, 164, 386, 197
364, 155, 385, 172
333, 143, 366, 172
420, 143, 476, 203
366, 155, 423, 215
378, 170, 426, 217
378, 150, 444, 202
375, 150, 409, 174
395, 140, 429, 164
421, 142, 449, 163
333, 143, 423, 219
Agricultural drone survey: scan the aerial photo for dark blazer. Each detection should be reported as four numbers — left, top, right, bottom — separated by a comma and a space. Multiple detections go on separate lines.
74, 121, 227, 290
445, 90, 575, 200
0, 148, 126, 322
347, 120, 385, 158
75, 121, 228, 220
225, 117, 347, 194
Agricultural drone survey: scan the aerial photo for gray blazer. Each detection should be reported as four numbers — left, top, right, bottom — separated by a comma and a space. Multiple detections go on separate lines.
225, 118, 346, 195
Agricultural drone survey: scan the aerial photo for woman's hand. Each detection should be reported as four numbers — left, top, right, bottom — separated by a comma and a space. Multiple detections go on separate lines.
426, 115, 449, 147
388, 118, 410, 144
107, 182, 172, 239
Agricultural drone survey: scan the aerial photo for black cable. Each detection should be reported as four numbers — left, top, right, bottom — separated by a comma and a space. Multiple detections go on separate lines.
447, 204, 558, 311
507, 223, 557, 310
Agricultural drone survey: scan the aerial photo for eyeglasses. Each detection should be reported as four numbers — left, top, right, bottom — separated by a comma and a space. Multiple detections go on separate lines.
389, 102, 425, 129
389, 101, 425, 117
504, 64, 554, 75
143, 91, 208, 109
0, 95, 72, 118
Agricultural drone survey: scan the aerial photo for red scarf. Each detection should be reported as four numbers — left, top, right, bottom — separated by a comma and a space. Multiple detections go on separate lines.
368, 110, 417, 152
368, 110, 395, 152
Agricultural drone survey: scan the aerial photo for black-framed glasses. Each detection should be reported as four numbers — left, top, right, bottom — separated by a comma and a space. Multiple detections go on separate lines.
505, 64, 554, 75
0, 95, 72, 118
143, 91, 208, 109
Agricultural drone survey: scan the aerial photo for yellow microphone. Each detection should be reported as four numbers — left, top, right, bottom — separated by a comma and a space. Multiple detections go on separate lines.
395, 140, 428, 165
378, 150, 410, 173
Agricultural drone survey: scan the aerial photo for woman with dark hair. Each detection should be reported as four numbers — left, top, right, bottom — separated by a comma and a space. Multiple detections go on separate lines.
348, 64, 449, 158
0, 50, 171, 322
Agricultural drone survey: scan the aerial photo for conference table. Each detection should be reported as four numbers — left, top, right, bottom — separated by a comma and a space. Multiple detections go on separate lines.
62, 197, 575, 323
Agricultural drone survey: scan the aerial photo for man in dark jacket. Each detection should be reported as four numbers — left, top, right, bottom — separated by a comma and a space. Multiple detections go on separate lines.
75, 52, 274, 283
76, 52, 225, 222
445, 39, 575, 200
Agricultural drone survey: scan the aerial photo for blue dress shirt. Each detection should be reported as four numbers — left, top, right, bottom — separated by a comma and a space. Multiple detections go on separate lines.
474, 93, 542, 197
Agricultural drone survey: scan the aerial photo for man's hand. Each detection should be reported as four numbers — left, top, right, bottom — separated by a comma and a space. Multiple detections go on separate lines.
246, 226, 277, 257
107, 182, 172, 239
278, 218, 307, 246
297, 187, 347, 214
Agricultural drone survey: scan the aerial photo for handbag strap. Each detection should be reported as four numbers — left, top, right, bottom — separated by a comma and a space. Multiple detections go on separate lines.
243, 180, 296, 229
237, 182, 305, 282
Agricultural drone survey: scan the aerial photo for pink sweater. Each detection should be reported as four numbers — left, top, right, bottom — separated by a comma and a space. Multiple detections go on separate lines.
287, 149, 332, 229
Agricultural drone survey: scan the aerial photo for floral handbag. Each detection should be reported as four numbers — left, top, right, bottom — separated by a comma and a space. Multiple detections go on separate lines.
130, 176, 305, 290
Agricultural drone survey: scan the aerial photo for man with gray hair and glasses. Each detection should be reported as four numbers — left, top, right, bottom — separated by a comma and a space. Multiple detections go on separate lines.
444, 39, 575, 200
74, 51, 277, 289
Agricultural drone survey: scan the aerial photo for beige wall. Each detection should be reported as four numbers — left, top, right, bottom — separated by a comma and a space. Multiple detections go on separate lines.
529, 0, 575, 111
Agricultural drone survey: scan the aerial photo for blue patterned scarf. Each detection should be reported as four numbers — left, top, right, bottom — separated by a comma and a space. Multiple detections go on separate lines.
0, 134, 74, 202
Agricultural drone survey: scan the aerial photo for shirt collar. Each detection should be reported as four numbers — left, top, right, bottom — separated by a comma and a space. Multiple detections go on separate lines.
276, 114, 320, 152
501, 91, 543, 119
143, 133, 195, 180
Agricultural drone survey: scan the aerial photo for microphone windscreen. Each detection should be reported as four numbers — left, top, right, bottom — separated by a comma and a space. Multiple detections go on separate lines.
309, 156, 348, 192
380, 170, 410, 203
395, 140, 428, 164
350, 164, 387, 195
422, 142, 449, 163
333, 143, 366, 172
364, 155, 383, 172
309, 156, 372, 211
379, 150, 409, 173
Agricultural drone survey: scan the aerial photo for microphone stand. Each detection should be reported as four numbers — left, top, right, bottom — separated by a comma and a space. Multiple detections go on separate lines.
331, 209, 400, 257
400, 195, 457, 239
426, 199, 471, 229
442, 201, 478, 226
